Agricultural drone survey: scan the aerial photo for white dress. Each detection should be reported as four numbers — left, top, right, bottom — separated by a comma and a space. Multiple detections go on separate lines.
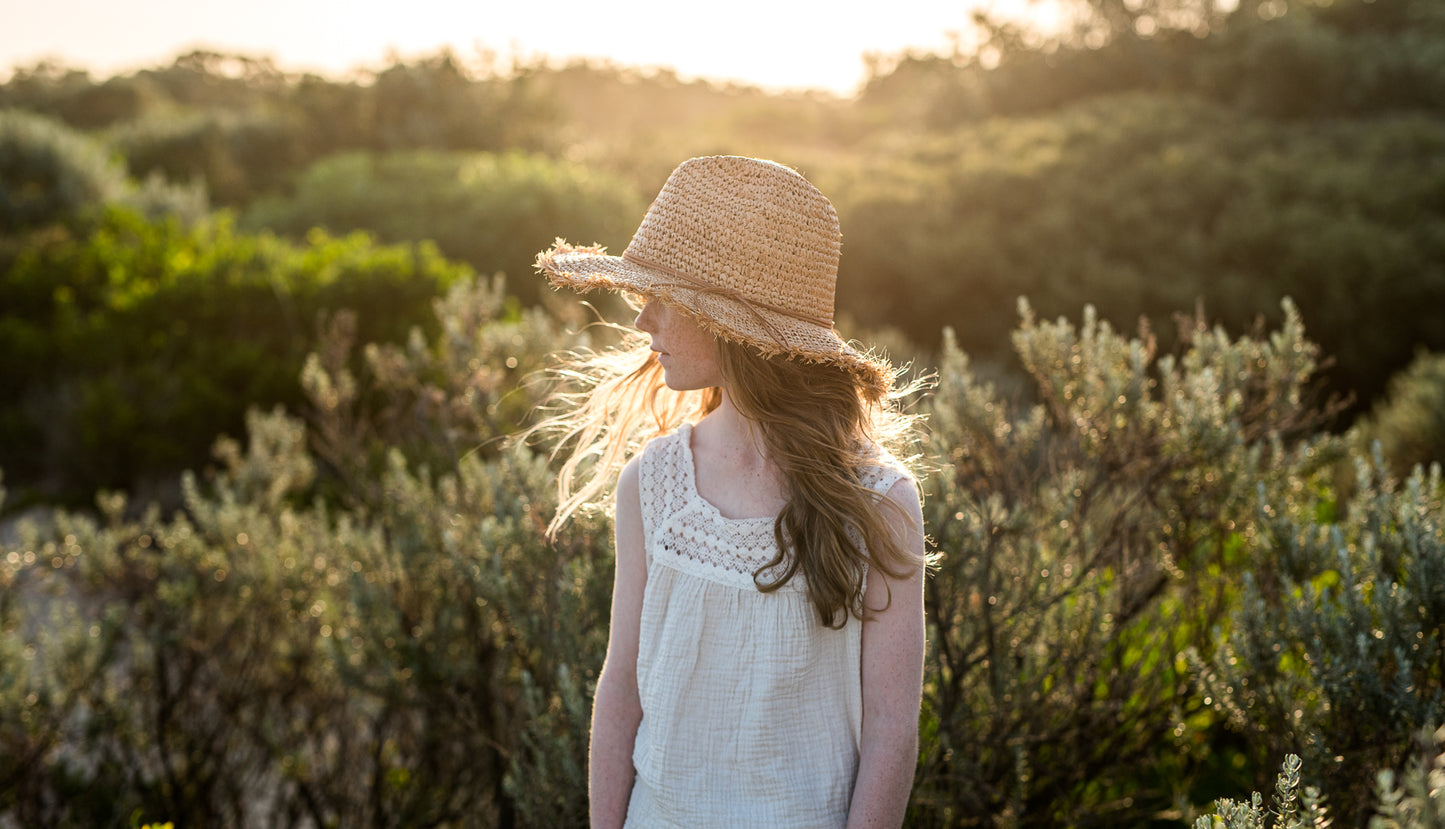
623, 423, 910, 828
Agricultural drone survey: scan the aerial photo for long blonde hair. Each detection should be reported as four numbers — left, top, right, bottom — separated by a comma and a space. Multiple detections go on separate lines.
529, 320, 926, 627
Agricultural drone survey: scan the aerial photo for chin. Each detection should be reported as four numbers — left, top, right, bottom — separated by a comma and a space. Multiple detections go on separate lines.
661, 373, 711, 392
662, 377, 697, 391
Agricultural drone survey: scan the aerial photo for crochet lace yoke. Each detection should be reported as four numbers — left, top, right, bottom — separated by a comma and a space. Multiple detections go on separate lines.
639, 423, 904, 593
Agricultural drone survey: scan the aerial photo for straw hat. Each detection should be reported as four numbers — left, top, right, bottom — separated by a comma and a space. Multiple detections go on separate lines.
534, 155, 892, 395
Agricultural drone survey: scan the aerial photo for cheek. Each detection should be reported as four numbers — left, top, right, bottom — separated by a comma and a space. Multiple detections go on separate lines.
658, 307, 705, 353
668, 316, 724, 385
689, 321, 721, 358
678, 323, 714, 358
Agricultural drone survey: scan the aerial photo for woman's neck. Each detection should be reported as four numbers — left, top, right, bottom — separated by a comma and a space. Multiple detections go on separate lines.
702, 388, 755, 441
691, 389, 788, 518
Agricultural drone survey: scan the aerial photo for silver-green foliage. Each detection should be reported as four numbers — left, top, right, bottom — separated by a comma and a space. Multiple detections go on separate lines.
0, 108, 207, 232
912, 298, 1342, 824
1, 108, 127, 231
1354, 350, 1445, 482
0, 278, 606, 826
1194, 441, 1444, 825
241, 149, 646, 307
4, 282, 1439, 826
1371, 726, 1445, 829
1194, 753, 1331, 829
1197, 726, 1445, 829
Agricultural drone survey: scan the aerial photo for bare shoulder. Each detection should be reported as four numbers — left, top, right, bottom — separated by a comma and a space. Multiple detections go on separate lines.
616, 454, 643, 519
619, 452, 643, 489
862, 474, 925, 632
883, 476, 924, 531
883, 474, 921, 508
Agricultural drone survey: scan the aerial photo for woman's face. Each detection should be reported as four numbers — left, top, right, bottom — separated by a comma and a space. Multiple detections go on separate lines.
634, 297, 723, 391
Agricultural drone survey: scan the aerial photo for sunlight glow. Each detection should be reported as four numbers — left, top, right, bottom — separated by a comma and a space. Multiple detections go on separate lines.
0, 0, 1067, 95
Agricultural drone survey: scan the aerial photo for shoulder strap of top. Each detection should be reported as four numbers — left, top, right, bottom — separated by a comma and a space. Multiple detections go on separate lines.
854, 448, 915, 593
637, 426, 693, 552
858, 443, 911, 498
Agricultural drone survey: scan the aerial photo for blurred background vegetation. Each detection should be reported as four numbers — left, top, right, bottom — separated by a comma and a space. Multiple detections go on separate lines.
1, 0, 1443, 824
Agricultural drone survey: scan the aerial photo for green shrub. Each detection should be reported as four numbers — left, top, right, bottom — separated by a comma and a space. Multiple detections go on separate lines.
0, 108, 127, 233
1195, 727, 1445, 828
1193, 449, 1444, 827
1194, 753, 1335, 829
910, 299, 1343, 824
1197, 0, 1445, 120
1370, 726, 1445, 829
857, 0, 1445, 126
0, 62, 100, 123
2, 51, 563, 211
242, 150, 646, 306
1354, 351, 1445, 481
0, 108, 208, 243
829, 94, 1445, 411
108, 108, 306, 206
0, 277, 605, 826
0, 206, 468, 505
0, 417, 598, 826
4, 283, 1439, 825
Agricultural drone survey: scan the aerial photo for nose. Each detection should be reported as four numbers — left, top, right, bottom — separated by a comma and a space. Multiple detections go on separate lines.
635, 297, 659, 333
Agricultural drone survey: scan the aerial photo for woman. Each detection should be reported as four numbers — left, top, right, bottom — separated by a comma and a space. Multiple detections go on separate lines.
532, 155, 927, 828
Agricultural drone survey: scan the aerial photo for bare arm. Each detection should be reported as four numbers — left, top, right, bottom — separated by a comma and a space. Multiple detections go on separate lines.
589, 456, 647, 828
846, 477, 926, 829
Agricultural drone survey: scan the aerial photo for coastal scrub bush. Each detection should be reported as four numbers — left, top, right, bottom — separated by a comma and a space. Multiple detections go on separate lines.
1353, 351, 1445, 481
6, 288, 1439, 826
1195, 726, 1445, 828
909, 299, 1344, 825
0, 109, 207, 240
830, 94, 1445, 411
0, 206, 468, 505
242, 150, 646, 307
1194, 753, 1335, 829
108, 107, 305, 206
0, 277, 608, 826
0, 108, 126, 233
1193, 451, 1444, 827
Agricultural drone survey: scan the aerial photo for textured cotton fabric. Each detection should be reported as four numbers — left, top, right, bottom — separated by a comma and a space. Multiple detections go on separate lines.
623, 423, 909, 828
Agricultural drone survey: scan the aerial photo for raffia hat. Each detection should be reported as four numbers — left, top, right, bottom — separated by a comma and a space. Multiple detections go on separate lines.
534, 155, 892, 395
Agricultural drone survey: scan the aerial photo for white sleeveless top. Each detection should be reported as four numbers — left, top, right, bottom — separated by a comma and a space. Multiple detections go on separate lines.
624, 423, 910, 828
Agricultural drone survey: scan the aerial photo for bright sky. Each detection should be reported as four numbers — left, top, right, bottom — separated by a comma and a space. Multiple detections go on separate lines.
0, 0, 1063, 96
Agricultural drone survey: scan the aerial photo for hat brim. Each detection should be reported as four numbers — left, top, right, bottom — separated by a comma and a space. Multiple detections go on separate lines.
536, 239, 894, 396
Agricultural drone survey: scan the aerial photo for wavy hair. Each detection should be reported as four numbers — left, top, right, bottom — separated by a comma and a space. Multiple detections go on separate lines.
715, 339, 925, 626
528, 319, 926, 627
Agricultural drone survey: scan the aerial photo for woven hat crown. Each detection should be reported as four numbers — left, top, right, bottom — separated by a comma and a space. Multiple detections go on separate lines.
624, 156, 841, 325
534, 155, 893, 395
